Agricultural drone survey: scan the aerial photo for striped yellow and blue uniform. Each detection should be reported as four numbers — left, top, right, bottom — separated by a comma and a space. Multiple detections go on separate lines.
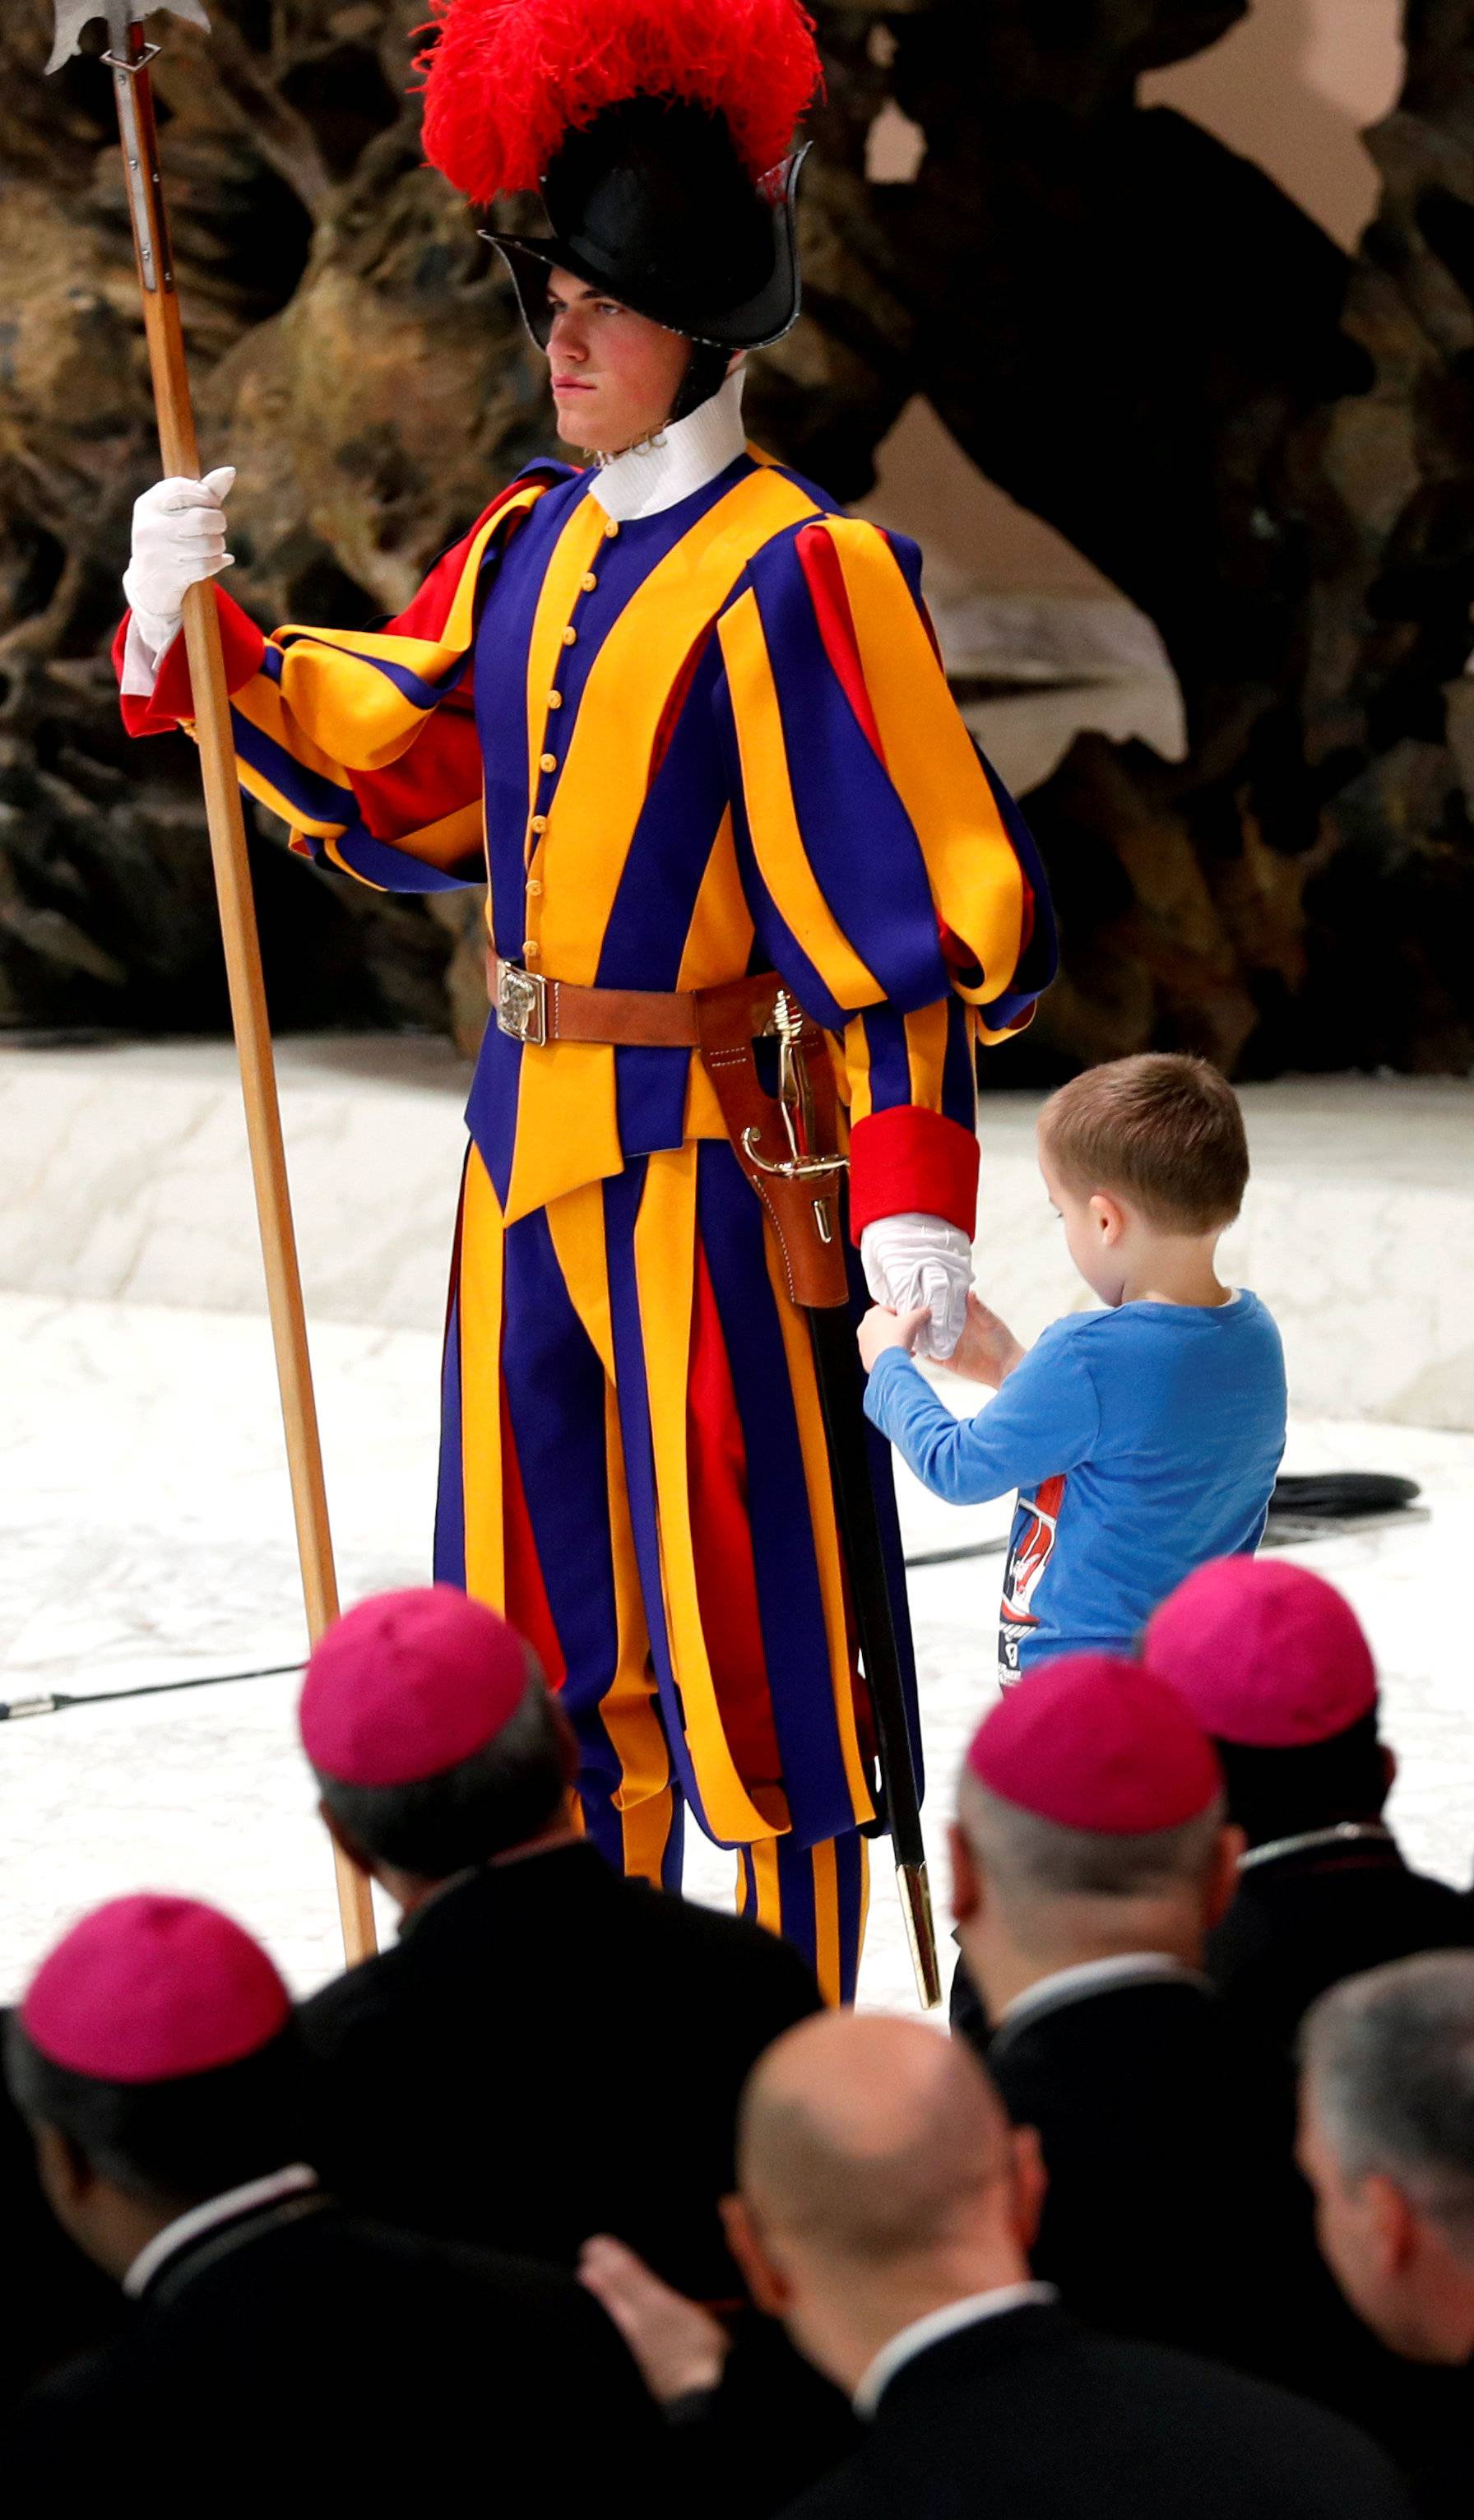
120, 443, 1056, 2002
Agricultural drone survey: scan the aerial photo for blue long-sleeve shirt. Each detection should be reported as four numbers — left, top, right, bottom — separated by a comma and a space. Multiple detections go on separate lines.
865, 1294, 1286, 1682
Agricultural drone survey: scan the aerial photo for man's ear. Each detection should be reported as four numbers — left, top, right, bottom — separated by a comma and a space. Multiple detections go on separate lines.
33, 2119, 92, 2219
1363, 2171, 1420, 2278
1009, 2123, 1049, 2255
949, 1820, 982, 1928
721, 2194, 791, 2318
316, 1798, 380, 1882
1379, 1743, 1398, 1803
1205, 1823, 1245, 1930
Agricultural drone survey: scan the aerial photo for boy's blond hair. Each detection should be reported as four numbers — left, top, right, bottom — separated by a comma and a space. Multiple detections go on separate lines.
1039, 1053, 1249, 1234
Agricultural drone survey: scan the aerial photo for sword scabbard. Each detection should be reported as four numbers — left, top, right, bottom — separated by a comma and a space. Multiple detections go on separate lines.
899, 1861, 943, 2010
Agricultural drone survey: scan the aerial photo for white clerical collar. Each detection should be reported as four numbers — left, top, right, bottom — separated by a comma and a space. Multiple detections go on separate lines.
854, 2283, 1059, 2417
1239, 1820, 1392, 1873
993, 1953, 1207, 2047
123, 2163, 318, 2299
585, 368, 748, 523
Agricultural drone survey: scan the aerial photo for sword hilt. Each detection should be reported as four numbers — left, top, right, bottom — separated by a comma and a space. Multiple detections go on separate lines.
739, 1125, 848, 1183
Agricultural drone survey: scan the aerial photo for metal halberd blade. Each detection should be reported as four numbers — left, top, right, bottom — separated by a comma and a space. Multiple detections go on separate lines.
46, 0, 210, 77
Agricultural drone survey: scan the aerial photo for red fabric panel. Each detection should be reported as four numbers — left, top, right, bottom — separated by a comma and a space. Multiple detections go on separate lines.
113, 585, 267, 737
648, 623, 715, 788
349, 707, 485, 842
499, 1385, 568, 1693
849, 1105, 980, 1240
794, 520, 886, 764
686, 1242, 783, 1785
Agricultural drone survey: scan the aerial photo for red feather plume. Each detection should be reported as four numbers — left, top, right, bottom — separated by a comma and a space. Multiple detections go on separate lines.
417, 0, 823, 204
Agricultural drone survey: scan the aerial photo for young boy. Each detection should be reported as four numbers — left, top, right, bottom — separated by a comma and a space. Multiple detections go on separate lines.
859, 1053, 1286, 1686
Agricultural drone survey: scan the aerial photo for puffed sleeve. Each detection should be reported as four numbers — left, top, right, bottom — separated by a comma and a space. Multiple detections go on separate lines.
111, 474, 559, 894
713, 513, 1056, 1234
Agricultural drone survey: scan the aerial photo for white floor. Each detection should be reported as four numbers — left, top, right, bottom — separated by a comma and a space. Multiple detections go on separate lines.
7, 1038, 1474, 1427
4, 1287, 1472, 2012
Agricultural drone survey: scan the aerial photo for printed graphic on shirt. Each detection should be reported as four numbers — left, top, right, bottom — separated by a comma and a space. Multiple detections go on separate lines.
999, 1473, 1067, 1683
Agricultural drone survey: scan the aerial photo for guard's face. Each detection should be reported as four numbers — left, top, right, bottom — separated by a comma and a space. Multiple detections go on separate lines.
544, 268, 692, 454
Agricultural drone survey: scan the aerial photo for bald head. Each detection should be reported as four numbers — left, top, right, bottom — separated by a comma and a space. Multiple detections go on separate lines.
726, 2014, 1041, 2394
739, 2012, 1012, 2263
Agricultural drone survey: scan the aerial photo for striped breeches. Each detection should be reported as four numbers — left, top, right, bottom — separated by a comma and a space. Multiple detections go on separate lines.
433, 1135, 911, 2004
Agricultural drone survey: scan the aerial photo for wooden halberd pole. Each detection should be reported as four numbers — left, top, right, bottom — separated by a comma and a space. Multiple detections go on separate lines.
80, 7, 376, 1961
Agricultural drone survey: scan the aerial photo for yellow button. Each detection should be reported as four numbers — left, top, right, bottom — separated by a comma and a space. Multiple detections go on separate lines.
523, 940, 540, 961
539, 751, 558, 774
603, 519, 619, 540
547, 689, 563, 708
529, 814, 548, 835
581, 573, 598, 594
526, 877, 543, 897
561, 625, 577, 647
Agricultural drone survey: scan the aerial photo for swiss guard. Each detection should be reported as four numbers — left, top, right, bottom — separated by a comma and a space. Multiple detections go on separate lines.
114, 0, 1056, 2003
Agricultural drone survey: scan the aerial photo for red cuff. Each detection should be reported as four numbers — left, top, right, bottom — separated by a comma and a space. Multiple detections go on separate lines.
114, 584, 267, 736
849, 1107, 980, 1241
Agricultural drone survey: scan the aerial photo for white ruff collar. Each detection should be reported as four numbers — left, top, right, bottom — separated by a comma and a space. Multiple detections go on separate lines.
586, 369, 748, 523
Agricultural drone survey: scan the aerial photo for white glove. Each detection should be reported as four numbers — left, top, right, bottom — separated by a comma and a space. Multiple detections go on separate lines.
860, 1212, 971, 1362
123, 466, 236, 658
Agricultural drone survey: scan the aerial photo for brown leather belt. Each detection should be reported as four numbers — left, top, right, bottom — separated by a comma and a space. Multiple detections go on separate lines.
488, 953, 850, 1307
491, 954, 772, 1050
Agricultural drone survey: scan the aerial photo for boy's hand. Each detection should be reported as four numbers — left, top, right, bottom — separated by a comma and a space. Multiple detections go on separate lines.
857, 1304, 931, 1373
948, 1292, 1027, 1388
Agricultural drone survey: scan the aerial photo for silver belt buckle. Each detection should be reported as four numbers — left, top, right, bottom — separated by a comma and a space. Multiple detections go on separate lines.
496, 960, 548, 1047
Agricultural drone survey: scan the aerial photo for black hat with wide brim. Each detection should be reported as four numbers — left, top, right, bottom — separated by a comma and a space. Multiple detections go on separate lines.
480, 95, 807, 350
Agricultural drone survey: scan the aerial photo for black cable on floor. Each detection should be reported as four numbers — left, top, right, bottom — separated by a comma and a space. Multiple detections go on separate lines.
1, 1661, 304, 1722
0, 1478, 1429, 1720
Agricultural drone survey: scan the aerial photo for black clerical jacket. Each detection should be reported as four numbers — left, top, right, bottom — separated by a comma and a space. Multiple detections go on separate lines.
299, 1840, 821, 2299
12, 2188, 661, 2504
976, 1967, 1321, 2383
780, 2300, 1416, 2520
1207, 1827, 1471, 2054
971, 1965, 1467, 2473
